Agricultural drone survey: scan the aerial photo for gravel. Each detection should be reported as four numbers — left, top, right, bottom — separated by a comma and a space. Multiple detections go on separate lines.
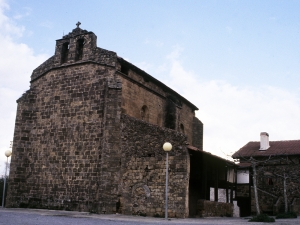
0, 208, 299, 225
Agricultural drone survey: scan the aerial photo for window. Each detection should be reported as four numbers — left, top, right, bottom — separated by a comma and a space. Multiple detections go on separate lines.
121, 65, 129, 75
141, 105, 149, 121
164, 98, 176, 129
267, 178, 273, 185
180, 123, 185, 134
61, 42, 69, 64
75, 39, 85, 61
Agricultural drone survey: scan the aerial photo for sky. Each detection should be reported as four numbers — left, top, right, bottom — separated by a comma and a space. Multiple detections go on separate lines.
1, 0, 300, 175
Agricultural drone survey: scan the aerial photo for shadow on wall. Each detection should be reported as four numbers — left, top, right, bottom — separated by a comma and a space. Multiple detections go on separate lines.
165, 98, 176, 129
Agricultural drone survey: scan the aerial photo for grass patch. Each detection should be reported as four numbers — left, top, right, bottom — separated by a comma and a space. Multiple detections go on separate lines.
248, 214, 275, 222
276, 212, 297, 219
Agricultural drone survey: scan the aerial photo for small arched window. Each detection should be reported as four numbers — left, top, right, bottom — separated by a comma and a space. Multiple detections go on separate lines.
180, 123, 185, 134
267, 178, 273, 185
141, 105, 149, 121
61, 42, 69, 64
75, 38, 85, 61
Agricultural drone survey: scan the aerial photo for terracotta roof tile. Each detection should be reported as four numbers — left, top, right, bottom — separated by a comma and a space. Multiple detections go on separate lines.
188, 145, 236, 166
237, 162, 251, 168
232, 140, 300, 158
187, 145, 202, 151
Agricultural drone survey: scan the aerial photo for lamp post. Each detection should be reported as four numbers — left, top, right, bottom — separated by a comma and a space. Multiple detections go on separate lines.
2, 150, 12, 207
163, 142, 172, 219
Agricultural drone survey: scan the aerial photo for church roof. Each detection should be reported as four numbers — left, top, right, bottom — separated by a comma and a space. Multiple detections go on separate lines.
232, 140, 300, 158
188, 145, 236, 166
118, 57, 199, 111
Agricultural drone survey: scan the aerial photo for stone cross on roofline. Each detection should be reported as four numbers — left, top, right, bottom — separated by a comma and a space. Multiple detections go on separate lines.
62, 22, 87, 39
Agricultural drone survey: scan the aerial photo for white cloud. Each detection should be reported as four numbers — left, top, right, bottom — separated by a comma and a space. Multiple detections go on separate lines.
0, 2, 24, 38
166, 44, 184, 60
0, 0, 48, 175
162, 46, 300, 159
13, 7, 32, 20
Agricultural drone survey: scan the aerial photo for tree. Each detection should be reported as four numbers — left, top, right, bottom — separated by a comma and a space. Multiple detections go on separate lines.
234, 154, 274, 215
266, 156, 300, 214
250, 158, 260, 215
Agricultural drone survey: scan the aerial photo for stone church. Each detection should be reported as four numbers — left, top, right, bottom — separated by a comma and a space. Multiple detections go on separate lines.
7, 24, 235, 218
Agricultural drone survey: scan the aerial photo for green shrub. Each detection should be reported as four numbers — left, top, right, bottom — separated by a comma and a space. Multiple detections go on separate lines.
248, 214, 275, 222
276, 212, 297, 219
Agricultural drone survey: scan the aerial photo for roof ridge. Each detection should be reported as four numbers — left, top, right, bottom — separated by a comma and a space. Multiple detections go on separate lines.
248, 139, 300, 143
232, 139, 300, 159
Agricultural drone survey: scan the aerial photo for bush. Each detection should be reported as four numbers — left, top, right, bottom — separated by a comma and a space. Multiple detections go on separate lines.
276, 212, 297, 219
248, 214, 275, 222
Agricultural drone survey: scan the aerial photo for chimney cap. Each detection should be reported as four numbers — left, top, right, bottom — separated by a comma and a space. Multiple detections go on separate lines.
260, 132, 270, 151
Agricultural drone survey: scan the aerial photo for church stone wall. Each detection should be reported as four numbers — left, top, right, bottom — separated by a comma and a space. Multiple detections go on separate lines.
178, 103, 195, 144
117, 63, 166, 98
7, 59, 192, 217
119, 74, 165, 127
7, 89, 36, 207
118, 68, 199, 146
119, 114, 190, 218
192, 117, 203, 150
7, 63, 120, 212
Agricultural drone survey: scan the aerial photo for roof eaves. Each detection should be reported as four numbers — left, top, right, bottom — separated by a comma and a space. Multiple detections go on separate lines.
117, 57, 199, 111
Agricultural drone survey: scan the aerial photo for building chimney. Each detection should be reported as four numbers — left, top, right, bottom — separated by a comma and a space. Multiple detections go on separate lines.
259, 132, 270, 150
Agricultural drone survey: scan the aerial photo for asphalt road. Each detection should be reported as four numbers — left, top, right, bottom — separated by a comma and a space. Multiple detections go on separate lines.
0, 208, 299, 225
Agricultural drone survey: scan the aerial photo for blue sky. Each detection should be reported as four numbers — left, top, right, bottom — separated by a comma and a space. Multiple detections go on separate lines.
1, 0, 300, 174
8, 0, 300, 89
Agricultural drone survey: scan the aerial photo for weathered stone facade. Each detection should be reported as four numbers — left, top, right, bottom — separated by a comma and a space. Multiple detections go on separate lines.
236, 156, 300, 216
233, 134, 300, 216
253, 160, 300, 215
7, 25, 204, 217
120, 115, 189, 217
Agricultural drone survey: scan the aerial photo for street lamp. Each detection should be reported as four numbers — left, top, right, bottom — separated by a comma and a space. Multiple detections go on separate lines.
2, 150, 12, 207
163, 142, 172, 219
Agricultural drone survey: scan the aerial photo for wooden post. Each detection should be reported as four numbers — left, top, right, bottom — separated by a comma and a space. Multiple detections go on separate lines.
230, 182, 233, 203
202, 155, 208, 200
225, 166, 229, 203
214, 165, 219, 202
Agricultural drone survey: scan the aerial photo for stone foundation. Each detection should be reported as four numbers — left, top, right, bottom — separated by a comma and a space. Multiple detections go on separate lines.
197, 199, 233, 217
